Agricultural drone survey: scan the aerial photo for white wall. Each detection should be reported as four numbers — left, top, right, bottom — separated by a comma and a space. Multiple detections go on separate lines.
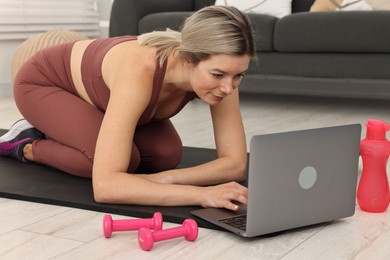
0, 0, 113, 98
0, 40, 22, 97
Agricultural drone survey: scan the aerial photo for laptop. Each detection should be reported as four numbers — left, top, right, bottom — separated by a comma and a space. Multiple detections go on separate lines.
191, 124, 361, 237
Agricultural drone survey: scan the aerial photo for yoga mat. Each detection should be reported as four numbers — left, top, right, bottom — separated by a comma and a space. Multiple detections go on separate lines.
0, 129, 231, 230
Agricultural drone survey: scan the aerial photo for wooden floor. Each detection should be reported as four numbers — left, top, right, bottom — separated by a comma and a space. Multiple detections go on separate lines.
1, 93, 390, 259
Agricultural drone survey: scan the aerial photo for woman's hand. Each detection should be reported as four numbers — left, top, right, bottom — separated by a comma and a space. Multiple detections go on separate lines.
198, 181, 248, 211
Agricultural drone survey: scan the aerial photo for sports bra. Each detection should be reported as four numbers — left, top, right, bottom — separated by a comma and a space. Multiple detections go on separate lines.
81, 36, 197, 126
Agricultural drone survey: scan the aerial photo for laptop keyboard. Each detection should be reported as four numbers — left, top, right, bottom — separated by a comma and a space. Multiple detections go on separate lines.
218, 215, 247, 231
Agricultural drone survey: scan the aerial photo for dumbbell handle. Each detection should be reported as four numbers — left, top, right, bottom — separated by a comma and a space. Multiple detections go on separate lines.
103, 212, 163, 238
152, 225, 190, 242
138, 219, 198, 251
111, 218, 156, 231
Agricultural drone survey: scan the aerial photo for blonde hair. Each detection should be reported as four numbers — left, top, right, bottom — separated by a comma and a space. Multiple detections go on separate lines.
138, 6, 255, 66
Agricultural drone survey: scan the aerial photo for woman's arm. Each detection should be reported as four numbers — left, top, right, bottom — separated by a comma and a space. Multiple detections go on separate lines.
93, 93, 247, 210
92, 55, 247, 210
94, 171, 247, 210
142, 88, 247, 186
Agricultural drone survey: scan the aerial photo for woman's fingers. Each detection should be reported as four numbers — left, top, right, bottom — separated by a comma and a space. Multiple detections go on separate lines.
224, 184, 248, 210
200, 181, 248, 210
225, 201, 240, 211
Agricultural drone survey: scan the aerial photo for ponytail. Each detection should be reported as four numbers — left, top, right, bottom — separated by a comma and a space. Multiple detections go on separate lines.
137, 29, 181, 66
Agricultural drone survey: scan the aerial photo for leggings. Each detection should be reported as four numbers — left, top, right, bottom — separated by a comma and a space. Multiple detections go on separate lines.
13, 44, 182, 178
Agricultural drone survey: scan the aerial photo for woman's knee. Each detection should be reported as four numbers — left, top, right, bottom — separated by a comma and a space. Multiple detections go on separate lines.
134, 120, 183, 172
139, 142, 182, 172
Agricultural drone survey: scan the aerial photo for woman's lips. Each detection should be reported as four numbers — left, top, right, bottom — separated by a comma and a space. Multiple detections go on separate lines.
212, 93, 224, 101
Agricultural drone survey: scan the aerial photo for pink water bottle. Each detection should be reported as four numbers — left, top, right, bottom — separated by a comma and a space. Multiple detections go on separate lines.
357, 119, 390, 212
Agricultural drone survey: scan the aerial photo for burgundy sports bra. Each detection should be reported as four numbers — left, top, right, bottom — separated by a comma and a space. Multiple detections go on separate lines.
81, 36, 197, 126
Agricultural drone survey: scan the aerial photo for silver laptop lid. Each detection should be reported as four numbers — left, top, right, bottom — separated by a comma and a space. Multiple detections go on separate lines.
246, 124, 361, 237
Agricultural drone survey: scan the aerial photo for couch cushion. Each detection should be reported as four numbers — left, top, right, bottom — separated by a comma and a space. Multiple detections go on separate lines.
194, 0, 214, 10
139, 12, 192, 33
139, 12, 278, 52
253, 53, 390, 79
110, 0, 196, 36
274, 11, 390, 53
247, 14, 278, 52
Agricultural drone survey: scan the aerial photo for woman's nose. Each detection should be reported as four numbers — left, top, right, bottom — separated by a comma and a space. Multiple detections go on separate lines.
220, 79, 234, 95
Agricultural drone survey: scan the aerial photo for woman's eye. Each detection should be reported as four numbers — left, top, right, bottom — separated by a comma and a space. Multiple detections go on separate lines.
233, 75, 243, 81
212, 73, 223, 79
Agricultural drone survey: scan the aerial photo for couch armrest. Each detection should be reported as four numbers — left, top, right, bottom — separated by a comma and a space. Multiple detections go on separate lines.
109, 0, 197, 37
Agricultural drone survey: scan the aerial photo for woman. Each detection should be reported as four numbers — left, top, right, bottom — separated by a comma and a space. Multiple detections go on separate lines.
0, 6, 255, 210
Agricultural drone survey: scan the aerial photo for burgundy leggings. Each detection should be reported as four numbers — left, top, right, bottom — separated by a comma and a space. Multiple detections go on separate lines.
13, 44, 182, 178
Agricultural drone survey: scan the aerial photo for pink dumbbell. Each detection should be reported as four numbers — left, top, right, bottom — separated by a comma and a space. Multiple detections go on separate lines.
103, 212, 163, 238
138, 218, 198, 251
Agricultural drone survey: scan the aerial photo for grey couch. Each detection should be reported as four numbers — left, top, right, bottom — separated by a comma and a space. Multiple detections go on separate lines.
109, 0, 390, 99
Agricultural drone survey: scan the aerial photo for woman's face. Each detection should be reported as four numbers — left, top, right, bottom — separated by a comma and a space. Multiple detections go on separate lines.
188, 54, 250, 105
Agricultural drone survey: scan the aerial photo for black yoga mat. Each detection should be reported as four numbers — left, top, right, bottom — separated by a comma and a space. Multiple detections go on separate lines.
0, 129, 226, 230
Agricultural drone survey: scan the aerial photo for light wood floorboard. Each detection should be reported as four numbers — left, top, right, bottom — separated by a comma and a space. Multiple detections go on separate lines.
1, 93, 390, 259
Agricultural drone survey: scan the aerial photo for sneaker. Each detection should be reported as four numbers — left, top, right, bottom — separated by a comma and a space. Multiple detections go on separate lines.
0, 119, 44, 162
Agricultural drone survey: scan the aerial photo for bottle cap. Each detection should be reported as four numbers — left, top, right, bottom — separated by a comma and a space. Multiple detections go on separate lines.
366, 119, 390, 140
